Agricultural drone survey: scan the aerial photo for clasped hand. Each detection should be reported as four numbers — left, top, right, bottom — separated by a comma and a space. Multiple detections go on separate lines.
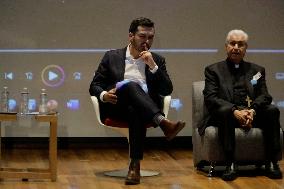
233, 109, 255, 129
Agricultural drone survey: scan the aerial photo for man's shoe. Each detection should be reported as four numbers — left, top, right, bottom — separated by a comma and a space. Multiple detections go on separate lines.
160, 119, 185, 141
125, 160, 141, 185
221, 164, 237, 181
265, 162, 283, 179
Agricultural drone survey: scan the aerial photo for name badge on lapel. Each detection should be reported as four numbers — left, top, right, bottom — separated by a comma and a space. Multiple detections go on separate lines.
251, 72, 262, 85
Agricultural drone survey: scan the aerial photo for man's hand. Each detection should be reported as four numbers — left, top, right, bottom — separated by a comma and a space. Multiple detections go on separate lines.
139, 47, 157, 69
233, 109, 248, 125
103, 88, 117, 104
244, 109, 255, 129
233, 109, 254, 129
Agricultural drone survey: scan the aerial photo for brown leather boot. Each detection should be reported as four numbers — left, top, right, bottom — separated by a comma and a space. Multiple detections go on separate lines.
125, 160, 141, 185
160, 119, 185, 141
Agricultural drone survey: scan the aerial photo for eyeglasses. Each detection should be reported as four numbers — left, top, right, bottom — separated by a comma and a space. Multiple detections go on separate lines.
228, 41, 247, 48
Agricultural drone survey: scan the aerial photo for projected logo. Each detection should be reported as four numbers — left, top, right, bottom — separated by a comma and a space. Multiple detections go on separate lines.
28, 99, 37, 111
8, 99, 17, 111
277, 101, 284, 109
41, 65, 65, 87
275, 72, 284, 80
67, 99, 80, 110
170, 98, 183, 111
7, 99, 36, 112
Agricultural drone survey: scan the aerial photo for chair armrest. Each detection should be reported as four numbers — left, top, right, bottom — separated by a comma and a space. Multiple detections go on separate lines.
90, 96, 105, 125
163, 96, 171, 118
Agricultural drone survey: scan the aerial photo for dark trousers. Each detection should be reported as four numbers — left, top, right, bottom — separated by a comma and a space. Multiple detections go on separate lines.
211, 104, 281, 162
100, 82, 161, 159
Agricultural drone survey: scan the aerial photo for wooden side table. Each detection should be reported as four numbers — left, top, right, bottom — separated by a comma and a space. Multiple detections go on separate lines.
0, 113, 58, 181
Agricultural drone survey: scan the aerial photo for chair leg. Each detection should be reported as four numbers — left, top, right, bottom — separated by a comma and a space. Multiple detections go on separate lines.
104, 168, 159, 177
208, 161, 216, 177
196, 161, 205, 171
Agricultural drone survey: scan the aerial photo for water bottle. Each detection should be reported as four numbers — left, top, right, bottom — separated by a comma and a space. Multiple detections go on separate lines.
20, 87, 29, 115
1, 86, 9, 112
39, 88, 48, 114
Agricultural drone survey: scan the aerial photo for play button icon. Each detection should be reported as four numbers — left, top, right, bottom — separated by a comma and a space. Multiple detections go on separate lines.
49, 71, 58, 81
41, 65, 65, 87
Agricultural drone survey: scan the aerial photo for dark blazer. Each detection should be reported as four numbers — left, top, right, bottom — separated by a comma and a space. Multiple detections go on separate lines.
199, 59, 272, 135
89, 47, 173, 116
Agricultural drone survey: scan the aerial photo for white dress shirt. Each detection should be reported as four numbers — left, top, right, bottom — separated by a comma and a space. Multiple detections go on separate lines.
100, 45, 158, 101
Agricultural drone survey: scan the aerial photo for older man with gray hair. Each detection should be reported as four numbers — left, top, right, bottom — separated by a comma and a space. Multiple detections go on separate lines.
200, 29, 282, 181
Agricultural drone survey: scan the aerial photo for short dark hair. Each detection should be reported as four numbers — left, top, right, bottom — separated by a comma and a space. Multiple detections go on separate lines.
129, 17, 154, 34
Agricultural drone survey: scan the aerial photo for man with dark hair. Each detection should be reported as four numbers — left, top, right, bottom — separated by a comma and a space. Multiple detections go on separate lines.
89, 17, 185, 185
128, 17, 154, 33
201, 29, 282, 181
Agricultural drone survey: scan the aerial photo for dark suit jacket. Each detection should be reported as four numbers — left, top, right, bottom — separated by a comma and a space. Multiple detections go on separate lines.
199, 59, 272, 135
89, 47, 173, 117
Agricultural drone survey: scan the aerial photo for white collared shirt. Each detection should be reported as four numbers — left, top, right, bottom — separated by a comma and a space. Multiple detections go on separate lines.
124, 45, 147, 85
100, 45, 158, 101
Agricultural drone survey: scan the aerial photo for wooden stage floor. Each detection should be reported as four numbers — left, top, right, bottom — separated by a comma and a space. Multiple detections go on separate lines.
0, 147, 284, 189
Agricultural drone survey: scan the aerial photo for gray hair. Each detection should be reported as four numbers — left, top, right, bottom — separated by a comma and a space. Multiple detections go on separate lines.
226, 29, 248, 44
